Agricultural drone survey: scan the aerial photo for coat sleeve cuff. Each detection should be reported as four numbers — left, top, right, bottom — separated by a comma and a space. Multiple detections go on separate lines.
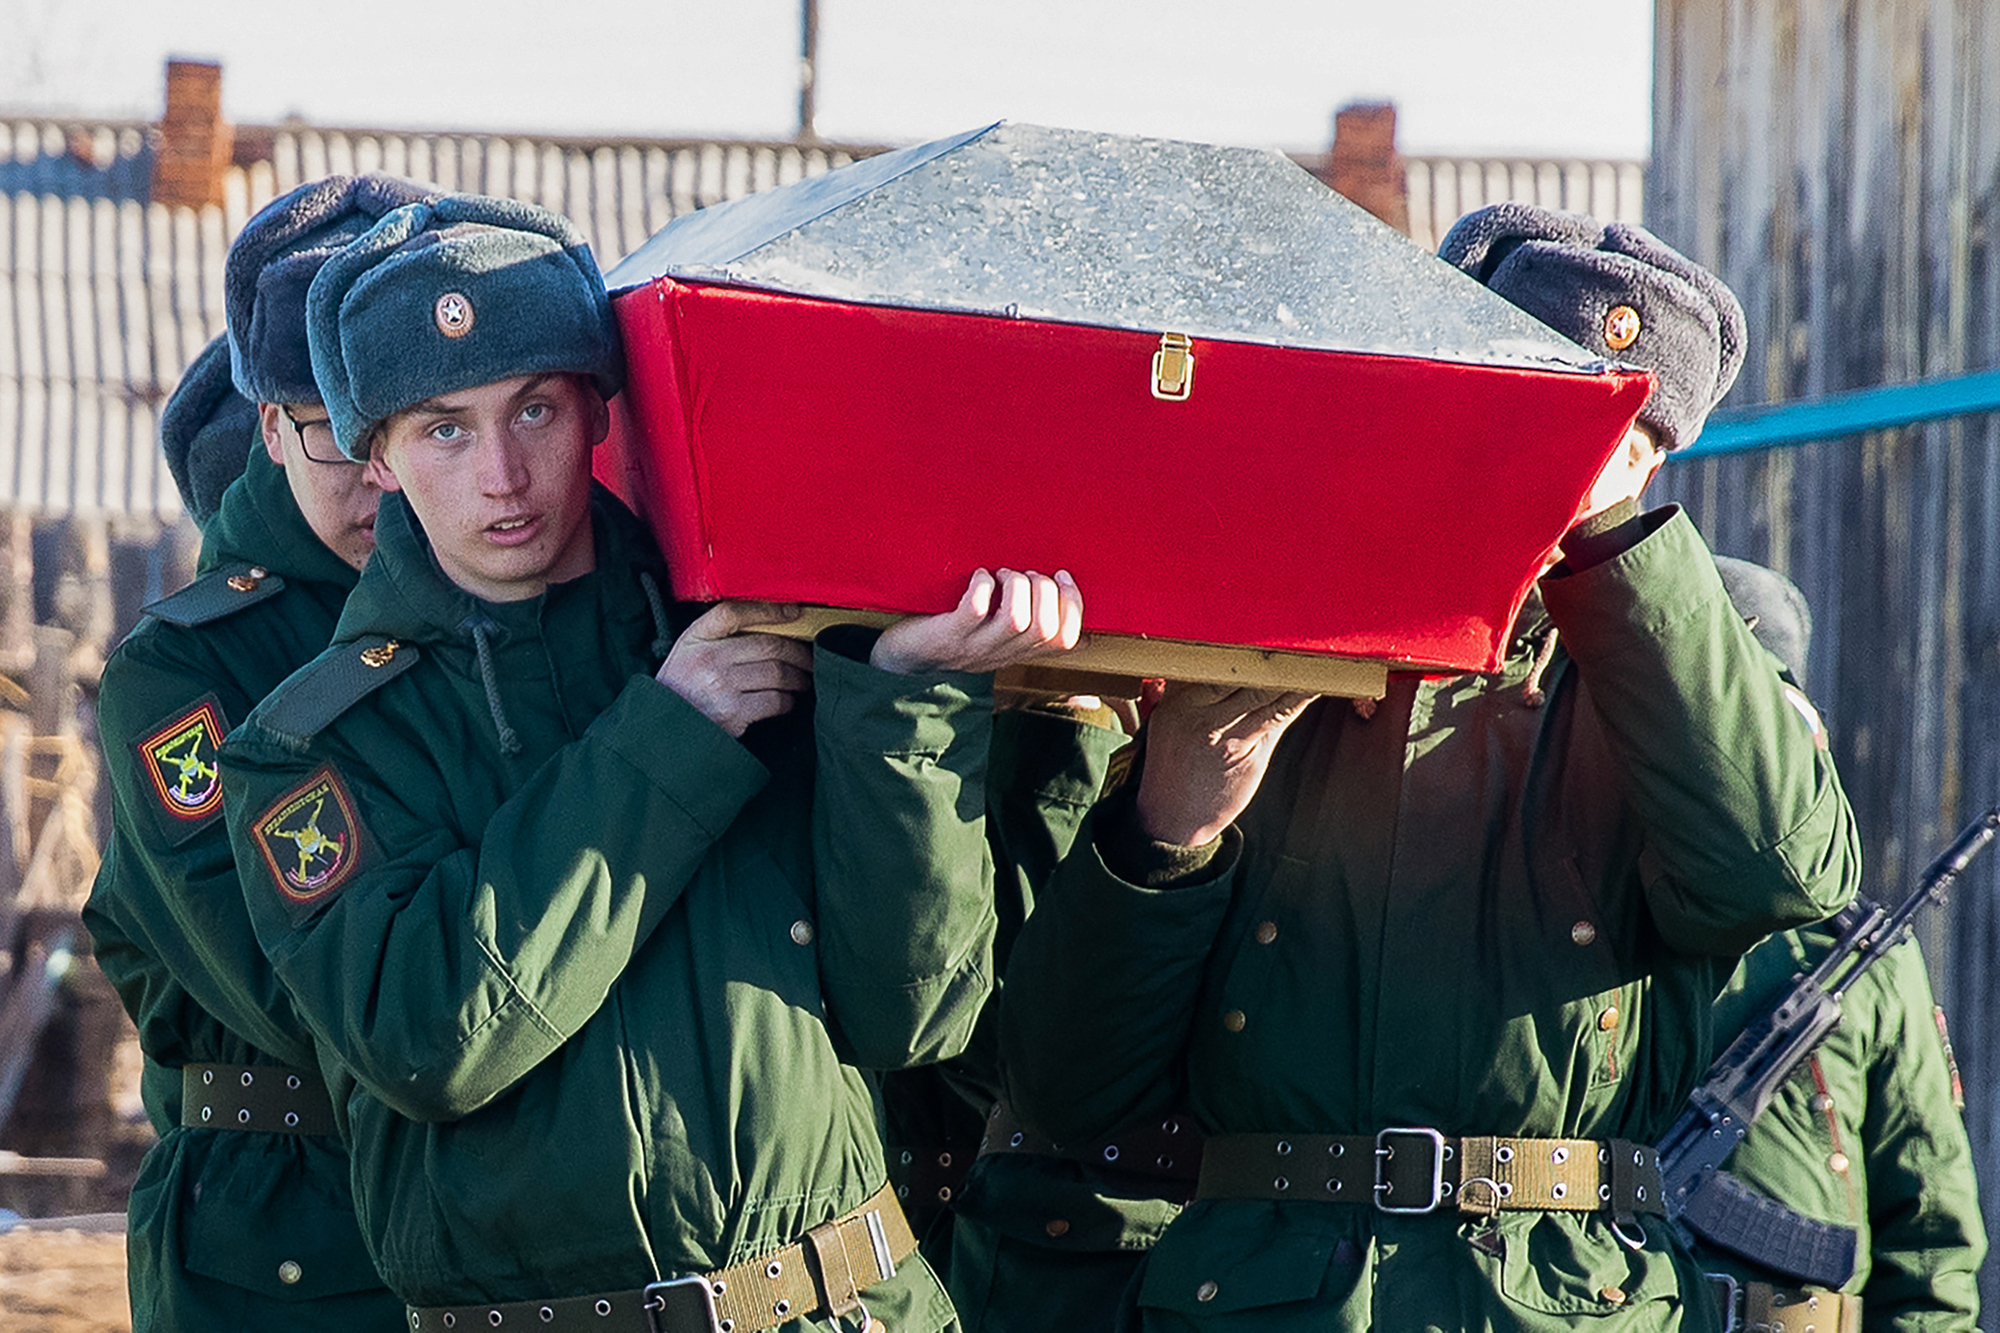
811, 624, 993, 746
1092, 787, 1232, 887
1539, 505, 1728, 658
593, 676, 769, 837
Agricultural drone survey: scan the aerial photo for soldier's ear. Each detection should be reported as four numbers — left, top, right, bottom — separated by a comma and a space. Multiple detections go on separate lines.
258, 403, 288, 467
365, 432, 403, 493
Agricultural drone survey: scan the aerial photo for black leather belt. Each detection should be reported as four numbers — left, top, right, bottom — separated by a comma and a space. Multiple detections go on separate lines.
179, 1062, 336, 1136
1707, 1273, 1861, 1333
1196, 1130, 1663, 1218
407, 1182, 914, 1333
977, 1100, 1202, 1186
887, 1138, 974, 1217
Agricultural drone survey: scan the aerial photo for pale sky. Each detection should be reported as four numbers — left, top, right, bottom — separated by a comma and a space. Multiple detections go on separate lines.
1, 0, 1655, 160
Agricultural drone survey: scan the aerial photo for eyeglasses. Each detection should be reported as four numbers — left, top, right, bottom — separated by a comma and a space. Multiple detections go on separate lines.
282, 406, 354, 465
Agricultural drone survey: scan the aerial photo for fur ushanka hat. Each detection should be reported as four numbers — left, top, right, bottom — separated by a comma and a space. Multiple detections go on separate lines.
162, 334, 260, 528
1438, 203, 1746, 450
224, 173, 437, 407
304, 192, 624, 459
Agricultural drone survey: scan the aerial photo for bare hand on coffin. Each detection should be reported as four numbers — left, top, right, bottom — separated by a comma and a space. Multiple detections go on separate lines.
656, 601, 814, 737
870, 569, 1084, 676
1136, 685, 1318, 848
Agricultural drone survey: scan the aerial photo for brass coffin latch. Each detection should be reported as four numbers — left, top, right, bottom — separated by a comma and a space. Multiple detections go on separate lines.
1151, 332, 1194, 401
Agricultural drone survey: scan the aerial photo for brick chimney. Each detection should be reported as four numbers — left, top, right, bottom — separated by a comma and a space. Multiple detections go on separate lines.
1327, 101, 1409, 237
151, 59, 234, 209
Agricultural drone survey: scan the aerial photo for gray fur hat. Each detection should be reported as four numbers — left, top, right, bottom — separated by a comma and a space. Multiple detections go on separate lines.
225, 173, 437, 405
1714, 555, 1812, 683
162, 334, 260, 528
306, 192, 623, 459
1438, 203, 1745, 449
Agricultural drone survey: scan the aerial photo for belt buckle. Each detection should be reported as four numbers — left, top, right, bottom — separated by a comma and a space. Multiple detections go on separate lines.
643, 1275, 722, 1333
1374, 1127, 1446, 1214
1704, 1272, 1741, 1333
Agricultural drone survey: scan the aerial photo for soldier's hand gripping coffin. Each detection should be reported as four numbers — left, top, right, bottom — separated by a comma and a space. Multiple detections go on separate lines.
597, 122, 1654, 691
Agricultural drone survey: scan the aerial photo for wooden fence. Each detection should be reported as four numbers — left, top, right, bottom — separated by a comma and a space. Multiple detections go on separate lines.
1653, 0, 2000, 1309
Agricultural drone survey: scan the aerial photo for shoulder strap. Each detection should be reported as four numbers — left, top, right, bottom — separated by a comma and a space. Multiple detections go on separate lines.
253, 635, 421, 745
143, 563, 287, 627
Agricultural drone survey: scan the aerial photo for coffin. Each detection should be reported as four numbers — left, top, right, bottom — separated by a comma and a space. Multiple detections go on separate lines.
598, 123, 1651, 692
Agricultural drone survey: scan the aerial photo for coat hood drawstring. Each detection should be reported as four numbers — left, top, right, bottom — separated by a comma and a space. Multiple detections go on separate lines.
463, 615, 523, 755
1521, 628, 1561, 709
638, 571, 675, 662
456, 571, 671, 756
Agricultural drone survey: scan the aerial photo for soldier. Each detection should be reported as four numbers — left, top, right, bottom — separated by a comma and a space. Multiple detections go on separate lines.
1698, 558, 1985, 1333
81, 173, 430, 1332
997, 203, 1861, 1330
217, 192, 1084, 1333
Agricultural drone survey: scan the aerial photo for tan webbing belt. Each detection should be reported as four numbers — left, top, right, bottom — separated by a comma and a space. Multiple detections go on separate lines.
407, 1182, 915, 1333
1707, 1273, 1862, 1333
1196, 1130, 1663, 1217
179, 1062, 337, 1137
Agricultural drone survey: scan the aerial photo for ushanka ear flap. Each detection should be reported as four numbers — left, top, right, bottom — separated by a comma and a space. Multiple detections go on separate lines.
161, 334, 259, 529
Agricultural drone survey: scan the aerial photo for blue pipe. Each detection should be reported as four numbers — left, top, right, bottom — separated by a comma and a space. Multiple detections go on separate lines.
1674, 367, 2000, 460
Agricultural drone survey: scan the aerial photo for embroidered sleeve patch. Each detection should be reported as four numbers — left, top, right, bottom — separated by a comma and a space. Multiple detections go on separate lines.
1782, 683, 1830, 752
137, 697, 229, 840
254, 766, 369, 910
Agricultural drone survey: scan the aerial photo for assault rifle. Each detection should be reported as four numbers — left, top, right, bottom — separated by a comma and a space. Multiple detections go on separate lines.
1657, 805, 2000, 1288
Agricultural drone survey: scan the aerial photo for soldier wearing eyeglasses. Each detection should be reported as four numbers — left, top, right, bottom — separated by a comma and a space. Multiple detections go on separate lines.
82, 174, 432, 1332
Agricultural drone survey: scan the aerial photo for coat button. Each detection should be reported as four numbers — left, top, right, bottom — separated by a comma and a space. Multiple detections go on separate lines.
1045, 1219, 1070, 1237
1254, 921, 1278, 945
1571, 921, 1597, 946
789, 920, 815, 946
1222, 1009, 1247, 1033
1810, 1093, 1834, 1112
1828, 1151, 1850, 1173
1196, 1280, 1219, 1303
278, 1260, 303, 1285
1599, 1285, 1626, 1305
1597, 1006, 1619, 1032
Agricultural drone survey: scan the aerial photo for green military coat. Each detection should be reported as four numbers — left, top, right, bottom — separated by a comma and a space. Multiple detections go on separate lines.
219, 487, 1009, 1329
1001, 508, 1861, 1332
931, 714, 1184, 1332
880, 701, 1123, 1262
82, 446, 401, 1330
1699, 928, 1985, 1331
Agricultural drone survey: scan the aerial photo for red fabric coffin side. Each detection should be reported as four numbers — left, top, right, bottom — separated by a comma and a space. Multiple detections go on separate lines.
601, 278, 1653, 673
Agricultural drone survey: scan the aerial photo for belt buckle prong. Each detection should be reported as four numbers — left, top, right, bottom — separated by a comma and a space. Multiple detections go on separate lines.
643, 1275, 723, 1333
1374, 1126, 1446, 1214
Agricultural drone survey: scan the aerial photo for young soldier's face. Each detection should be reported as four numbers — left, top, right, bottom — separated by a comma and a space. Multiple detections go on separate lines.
260, 402, 383, 571
367, 374, 609, 602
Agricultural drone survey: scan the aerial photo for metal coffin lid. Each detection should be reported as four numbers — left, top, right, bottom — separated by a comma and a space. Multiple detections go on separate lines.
599, 122, 1653, 674
602, 121, 1610, 376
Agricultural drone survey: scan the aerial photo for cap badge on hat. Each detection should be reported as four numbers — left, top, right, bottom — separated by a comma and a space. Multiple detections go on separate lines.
434, 292, 475, 339
1604, 304, 1641, 351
